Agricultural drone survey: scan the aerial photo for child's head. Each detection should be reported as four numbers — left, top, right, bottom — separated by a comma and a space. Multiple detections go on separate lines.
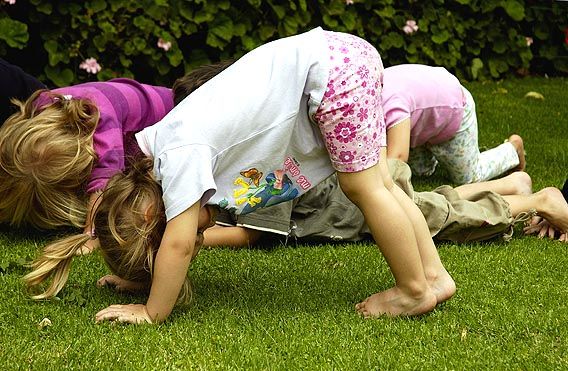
24, 157, 205, 304
94, 156, 170, 296
172, 59, 235, 105
0, 90, 99, 229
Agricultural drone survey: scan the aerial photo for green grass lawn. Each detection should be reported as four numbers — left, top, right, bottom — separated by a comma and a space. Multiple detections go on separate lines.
1, 77, 567, 370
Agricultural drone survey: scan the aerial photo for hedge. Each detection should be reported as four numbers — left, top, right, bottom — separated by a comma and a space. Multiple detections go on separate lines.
1, 0, 567, 87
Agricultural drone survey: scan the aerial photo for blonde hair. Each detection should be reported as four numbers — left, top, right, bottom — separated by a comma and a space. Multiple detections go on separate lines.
24, 157, 194, 304
0, 90, 99, 229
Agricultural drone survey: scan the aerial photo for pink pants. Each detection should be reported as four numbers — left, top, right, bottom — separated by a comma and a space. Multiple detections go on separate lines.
314, 31, 386, 173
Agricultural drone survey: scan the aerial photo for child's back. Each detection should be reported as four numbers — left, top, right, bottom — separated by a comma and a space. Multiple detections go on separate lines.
136, 27, 334, 220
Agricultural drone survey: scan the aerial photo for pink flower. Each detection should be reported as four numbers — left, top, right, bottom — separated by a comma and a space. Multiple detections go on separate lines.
403, 20, 419, 35
334, 122, 357, 143
525, 37, 533, 47
157, 38, 172, 51
4, 0, 16, 4
340, 103, 355, 117
79, 58, 101, 74
345, 0, 354, 4
339, 150, 355, 162
357, 108, 368, 122
357, 65, 369, 79
324, 80, 336, 98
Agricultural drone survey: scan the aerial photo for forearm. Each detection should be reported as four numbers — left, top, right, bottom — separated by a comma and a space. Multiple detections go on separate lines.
386, 118, 411, 162
145, 203, 200, 323
145, 241, 193, 322
203, 225, 264, 248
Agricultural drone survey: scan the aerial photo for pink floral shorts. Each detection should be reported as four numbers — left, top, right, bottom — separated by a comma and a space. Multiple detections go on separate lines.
314, 31, 386, 173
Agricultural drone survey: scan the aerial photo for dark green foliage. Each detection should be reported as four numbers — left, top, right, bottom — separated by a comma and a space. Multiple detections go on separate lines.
1, 0, 567, 87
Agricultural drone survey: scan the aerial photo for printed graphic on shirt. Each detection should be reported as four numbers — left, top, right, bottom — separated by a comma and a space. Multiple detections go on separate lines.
219, 156, 313, 215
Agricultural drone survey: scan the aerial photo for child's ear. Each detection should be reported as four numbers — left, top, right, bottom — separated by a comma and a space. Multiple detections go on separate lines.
143, 203, 155, 223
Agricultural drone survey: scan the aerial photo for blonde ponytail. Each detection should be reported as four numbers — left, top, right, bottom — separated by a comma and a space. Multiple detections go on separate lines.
23, 233, 91, 299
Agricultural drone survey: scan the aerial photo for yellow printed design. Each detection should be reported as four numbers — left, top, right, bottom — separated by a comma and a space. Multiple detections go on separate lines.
233, 176, 262, 207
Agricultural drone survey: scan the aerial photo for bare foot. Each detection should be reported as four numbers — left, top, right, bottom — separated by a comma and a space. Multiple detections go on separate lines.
535, 187, 568, 234
426, 268, 456, 304
508, 134, 526, 171
355, 286, 437, 318
505, 171, 532, 196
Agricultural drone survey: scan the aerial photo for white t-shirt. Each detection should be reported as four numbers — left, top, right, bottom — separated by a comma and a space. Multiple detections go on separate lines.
136, 27, 334, 221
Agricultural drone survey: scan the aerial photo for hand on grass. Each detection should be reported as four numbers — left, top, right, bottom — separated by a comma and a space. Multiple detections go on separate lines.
95, 304, 152, 324
97, 275, 147, 293
524, 217, 567, 242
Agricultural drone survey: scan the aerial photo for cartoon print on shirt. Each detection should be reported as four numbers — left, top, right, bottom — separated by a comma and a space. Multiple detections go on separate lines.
220, 157, 313, 214
240, 168, 263, 187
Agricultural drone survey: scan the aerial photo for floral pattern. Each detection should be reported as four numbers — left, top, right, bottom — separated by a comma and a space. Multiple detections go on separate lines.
314, 31, 385, 172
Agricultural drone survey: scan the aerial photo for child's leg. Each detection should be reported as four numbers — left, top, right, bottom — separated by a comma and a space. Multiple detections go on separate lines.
454, 171, 532, 199
503, 187, 568, 233
429, 88, 522, 184
378, 152, 455, 303
407, 146, 438, 177
337, 159, 437, 317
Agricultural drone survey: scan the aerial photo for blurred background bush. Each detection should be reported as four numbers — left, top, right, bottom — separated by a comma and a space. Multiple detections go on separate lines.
1, 0, 566, 87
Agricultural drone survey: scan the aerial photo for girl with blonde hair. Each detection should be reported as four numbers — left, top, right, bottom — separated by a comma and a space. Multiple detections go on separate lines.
0, 79, 173, 251
24, 157, 217, 309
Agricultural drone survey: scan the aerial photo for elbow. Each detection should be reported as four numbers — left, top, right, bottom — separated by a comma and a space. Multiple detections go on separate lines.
388, 151, 409, 162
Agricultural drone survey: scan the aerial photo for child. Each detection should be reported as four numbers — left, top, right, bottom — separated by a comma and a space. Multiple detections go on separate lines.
0, 58, 47, 125
204, 163, 568, 247
27, 28, 455, 323
383, 64, 526, 184
0, 78, 173, 250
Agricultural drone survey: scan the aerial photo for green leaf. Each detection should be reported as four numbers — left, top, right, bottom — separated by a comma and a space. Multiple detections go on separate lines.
44, 65, 75, 87
178, 4, 194, 21
259, 25, 276, 41
492, 38, 507, 54
269, 2, 286, 19
431, 30, 450, 44
282, 16, 298, 35
0, 18, 29, 49
322, 14, 339, 28
470, 58, 483, 79
89, 0, 107, 13
194, 9, 214, 24
37, 2, 53, 15
167, 47, 184, 67
210, 16, 234, 41
206, 33, 226, 49
373, 6, 395, 19
340, 11, 357, 31
501, 0, 525, 21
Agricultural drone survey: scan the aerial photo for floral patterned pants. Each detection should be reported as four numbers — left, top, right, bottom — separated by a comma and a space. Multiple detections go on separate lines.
408, 87, 520, 184
314, 31, 385, 173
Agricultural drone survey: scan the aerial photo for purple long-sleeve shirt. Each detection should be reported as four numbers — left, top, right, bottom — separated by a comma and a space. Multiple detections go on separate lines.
42, 78, 173, 193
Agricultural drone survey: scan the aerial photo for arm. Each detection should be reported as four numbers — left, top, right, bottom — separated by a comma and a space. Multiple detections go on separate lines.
95, 201, 201, 324
203, 225, 264, 248
386, 118, 411, 162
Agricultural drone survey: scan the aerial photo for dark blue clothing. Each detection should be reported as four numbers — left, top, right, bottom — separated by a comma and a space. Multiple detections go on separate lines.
0, 58, 46, 124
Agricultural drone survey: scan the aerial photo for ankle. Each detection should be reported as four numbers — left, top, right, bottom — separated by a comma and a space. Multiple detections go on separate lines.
398, 279, 431, 299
